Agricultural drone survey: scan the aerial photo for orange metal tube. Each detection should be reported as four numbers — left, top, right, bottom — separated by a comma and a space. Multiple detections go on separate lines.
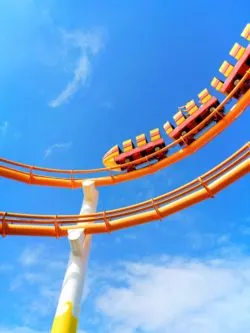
1, 144, 248, 224
1, 147, 248, 225
0, 70, 248, 175
0, 144, 249, 237
0, 74, 249, 188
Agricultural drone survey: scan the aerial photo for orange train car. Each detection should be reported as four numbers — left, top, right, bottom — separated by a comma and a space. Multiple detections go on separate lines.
211, 23, 250, 99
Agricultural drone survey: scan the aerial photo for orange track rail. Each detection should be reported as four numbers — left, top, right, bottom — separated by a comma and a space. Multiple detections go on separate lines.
0, 72, 249, 188
1, 142, 249, 237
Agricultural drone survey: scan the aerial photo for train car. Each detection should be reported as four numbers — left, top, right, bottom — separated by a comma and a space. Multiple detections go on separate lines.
103, 25, 249, 172
164, 89, 223, 146
103, 129, 168, 172
211, 23, 250, 99
102, 145, 122, 171
103, 89, 224, 171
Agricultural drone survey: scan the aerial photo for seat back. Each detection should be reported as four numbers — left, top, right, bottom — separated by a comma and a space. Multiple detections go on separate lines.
123, 139, 134, 152
198, 88, 213, 105
173, 110, 186, 126
136, 134, 147, 147
230, 43, 246, 60
211, 77, 223, 92
241, 23, 250, 41
163, 121, 174, 136
150, 128, 161, 142
219, 60, 234, 78
185, 100, 199, 116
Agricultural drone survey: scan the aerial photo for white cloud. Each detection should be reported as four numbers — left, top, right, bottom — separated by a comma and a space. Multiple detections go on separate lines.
10, 245, 49, 291
18, 245, 45, 267
101, 101, 114, 110
0, 121, 8, 136
0, 327, 46, 333
49, 28, 104, 108
0, 263, 13, 272
95, 256, 250, 333
3, 243, 91, 332
5, 238, 250, 333
7, 244, 67, 327
44, 141, 72, 158
0, 326, 87, 333
61, 29, 104, 55
49, 55, 90, 108
124, 233, 137, 240
185, 232, 230, 250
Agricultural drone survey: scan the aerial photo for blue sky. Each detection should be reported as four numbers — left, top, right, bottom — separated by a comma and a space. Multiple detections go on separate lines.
0, 0, 250, 332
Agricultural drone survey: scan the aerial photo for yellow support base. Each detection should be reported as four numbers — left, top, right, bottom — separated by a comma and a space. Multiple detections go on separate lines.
51, 302, 78, 333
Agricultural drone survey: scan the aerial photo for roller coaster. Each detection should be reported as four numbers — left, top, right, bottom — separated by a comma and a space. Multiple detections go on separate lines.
0, 23, 250, 333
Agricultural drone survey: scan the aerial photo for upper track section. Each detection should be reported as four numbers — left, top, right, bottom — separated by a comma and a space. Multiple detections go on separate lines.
0, 24, 249, 188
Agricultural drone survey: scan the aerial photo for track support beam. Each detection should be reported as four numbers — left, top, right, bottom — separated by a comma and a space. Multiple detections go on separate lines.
51, 179, 98, 333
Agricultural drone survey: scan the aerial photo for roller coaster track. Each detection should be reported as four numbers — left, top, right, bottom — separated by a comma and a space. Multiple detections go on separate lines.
0, 71, 249, 188
1, 23, 249, 333
1, 141, 249, 237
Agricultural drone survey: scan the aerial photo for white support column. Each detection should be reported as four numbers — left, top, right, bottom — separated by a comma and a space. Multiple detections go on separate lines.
51, 179, 98, 333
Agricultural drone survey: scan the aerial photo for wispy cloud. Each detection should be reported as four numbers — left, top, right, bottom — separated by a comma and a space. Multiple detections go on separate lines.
18, 245, 45, 267
0, 328, 87, 333
8, 244, 67, 325
44, 141, 72, 158
185, 231, 230, 250
95, 255, 250, 333
49, 28, 105, 108
101, 101, 114, 110
10, 245, 48, 291
0, 121, 8, 136
0, 263, 14, 272
4, 237, 250, 333
49, 55, 90, 108
0, 327, 46, 333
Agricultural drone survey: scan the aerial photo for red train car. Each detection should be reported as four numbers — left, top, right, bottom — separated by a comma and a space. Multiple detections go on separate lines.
115, 130, 167, 171
103, 130, 168, 172
211, 24, 250, 99
164, 89, 224, 146
103, 24, 248, 173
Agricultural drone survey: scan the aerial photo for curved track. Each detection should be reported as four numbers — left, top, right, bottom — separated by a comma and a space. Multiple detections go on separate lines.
1, 24, 249, 333
0, 72, 249, 188
1, 141, 249, 237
